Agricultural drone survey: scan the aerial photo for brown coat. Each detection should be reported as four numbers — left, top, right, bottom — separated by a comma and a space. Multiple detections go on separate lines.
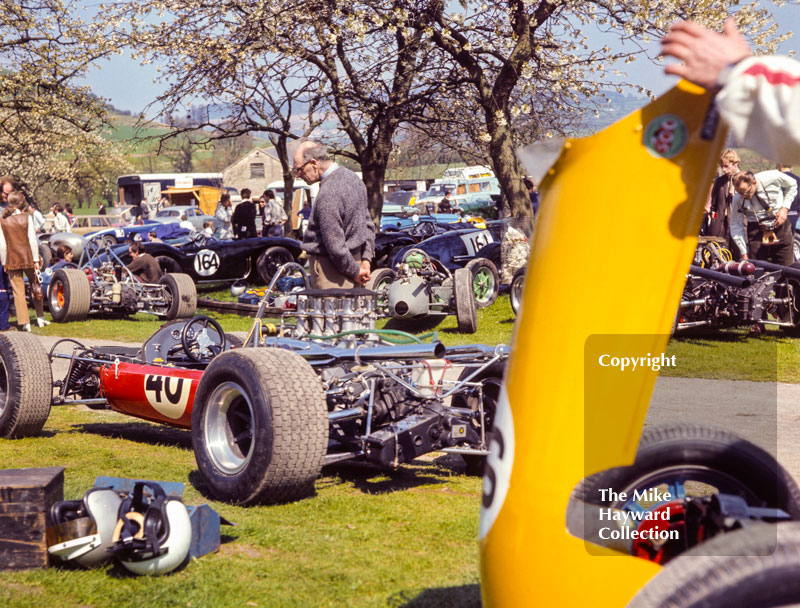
1, 213, 34, 271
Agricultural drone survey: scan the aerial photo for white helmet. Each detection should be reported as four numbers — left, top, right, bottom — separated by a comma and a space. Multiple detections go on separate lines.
230, 280, 248, 297
110, 481, 192, 575
46, 487, 123, 568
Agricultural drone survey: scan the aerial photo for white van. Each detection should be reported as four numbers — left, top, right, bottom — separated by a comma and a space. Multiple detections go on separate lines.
266, 179, 319, 203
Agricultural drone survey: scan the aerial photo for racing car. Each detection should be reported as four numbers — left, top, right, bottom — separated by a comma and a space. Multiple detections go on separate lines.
0, 288, 507, 506
42, 239, 197, 322
138, 232, 304, 284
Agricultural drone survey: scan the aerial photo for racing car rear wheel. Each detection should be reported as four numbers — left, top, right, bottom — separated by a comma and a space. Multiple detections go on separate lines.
256, 246, 294, 284
779, 262, 800, 336
160, 273, 197, 320
366, 268, 395, 315
450, 360, 505, 475
509, 266, 526, 318
38, 242, 52, 268
465, 259, 499, 308
454, 268, 477, 334
191, 348, 327, 505
49, 268, 91, 322
0, 332, 53, 438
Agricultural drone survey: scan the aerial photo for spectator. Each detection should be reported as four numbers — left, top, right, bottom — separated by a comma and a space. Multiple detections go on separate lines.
231, 188, 257, 239
706, 149, 740, 242
0, 177, 15, 209
127, 241, 162, 284
0, 192, 48, 330
64, 204, 75, 225
179, 214, 195, 232
214, 193, 233, 240
438, 191, 453, 214
297, 197, 312, 236
730, 169, 797, 266
50, 204, 70, 233
295, 139, 374, 288
147, 230, 162, 243
140, 199, 151, 221
97, 200, 107, 215
523, 178, 539, 217
202, 221, 214, 238
28, 203, 46, 234
55, 244, 73, 264
262, 190, 287, 237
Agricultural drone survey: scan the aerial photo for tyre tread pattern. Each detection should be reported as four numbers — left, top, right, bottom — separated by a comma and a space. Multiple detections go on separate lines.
194, 348, 327, 505
0, 333, 52, 438
52, 268, 91, 322
161, 273, 197, 319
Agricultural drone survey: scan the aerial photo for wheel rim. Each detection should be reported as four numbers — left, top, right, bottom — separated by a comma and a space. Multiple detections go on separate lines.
203, 381, 255, 474
472, 268, 494, 303
50, 281, 65, 312
511, 276, 523, 311
264, 253, 292, 280
0, 358, 7, 418
612, 464, 764, 563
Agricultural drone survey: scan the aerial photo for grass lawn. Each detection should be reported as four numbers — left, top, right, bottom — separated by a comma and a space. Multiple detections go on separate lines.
4, 287, 800, 606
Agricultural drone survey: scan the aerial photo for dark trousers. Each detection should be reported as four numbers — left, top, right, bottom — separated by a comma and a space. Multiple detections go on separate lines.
0, 264, 9, 330
747, 219, 794, 266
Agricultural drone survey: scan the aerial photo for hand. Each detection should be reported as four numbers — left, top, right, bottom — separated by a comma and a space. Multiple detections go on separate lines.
355, 260, 371, 286
775, 207, 789, 227
660, 18, 751, 90
34, 261, 41, 270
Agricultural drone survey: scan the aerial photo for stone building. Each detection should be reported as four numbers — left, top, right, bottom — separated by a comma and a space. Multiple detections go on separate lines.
222, 147, 284, 195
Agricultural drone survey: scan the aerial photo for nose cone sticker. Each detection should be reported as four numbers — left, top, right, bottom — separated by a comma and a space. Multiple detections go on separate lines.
644, 114, 688, 159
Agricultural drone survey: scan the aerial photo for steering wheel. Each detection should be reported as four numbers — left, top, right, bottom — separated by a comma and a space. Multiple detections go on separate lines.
180, 315, 226, 362
188, 231, 207, 246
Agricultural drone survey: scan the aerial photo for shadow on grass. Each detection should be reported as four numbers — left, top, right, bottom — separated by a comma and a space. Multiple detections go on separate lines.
74, 422, 192, 449
388, 584, 481, 608
322, 460, 450, 495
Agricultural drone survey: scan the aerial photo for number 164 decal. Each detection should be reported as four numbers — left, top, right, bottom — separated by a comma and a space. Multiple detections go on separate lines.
194, 249, 220, 276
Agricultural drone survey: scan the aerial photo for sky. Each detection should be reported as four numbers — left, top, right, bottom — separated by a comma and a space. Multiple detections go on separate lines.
80, 3, 800, 117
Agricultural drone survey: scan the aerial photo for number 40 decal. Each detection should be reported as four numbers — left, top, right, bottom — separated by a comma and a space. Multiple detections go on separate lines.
194, 249, 220, 277
144, 374, 191, 419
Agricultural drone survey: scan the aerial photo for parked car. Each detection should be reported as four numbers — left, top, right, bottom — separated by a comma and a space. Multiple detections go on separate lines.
374, 219, 469, 268
151, 205, 215, 229
82, 221, 190, 248
134, 232, 304, 284
390, 220, 505, 307
40, 241, 196, 322
69, 215, 122, 235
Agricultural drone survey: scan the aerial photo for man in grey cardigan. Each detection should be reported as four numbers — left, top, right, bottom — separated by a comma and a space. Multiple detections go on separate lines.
294, 140, 374, 288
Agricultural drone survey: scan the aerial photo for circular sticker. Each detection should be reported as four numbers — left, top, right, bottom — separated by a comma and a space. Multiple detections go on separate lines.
193, 249, 220, 277
643, 114, 688, 159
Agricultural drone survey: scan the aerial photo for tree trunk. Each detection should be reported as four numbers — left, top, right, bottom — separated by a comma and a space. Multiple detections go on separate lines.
360, 158, 387, 229
488, 117, 533, 235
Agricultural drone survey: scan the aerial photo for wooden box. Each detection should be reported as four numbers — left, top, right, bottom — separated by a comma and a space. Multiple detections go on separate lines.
0, 467, 65, 570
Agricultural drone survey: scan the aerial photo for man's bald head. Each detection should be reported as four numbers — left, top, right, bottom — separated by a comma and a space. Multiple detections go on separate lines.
292, 140, 331, 185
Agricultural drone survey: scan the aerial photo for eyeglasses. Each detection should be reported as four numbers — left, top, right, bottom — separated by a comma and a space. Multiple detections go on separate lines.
292, 159, 314, 176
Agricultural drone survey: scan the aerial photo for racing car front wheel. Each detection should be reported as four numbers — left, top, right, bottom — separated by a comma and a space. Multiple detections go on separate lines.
454, 268, 477, 333
366, 268, 395, 315
191, 347, 328, 505
465, 258, 499, 308
49, 268, 90, 322
256, 246, 294, 285
0, 332, 53, 438
160, 273, 197, 320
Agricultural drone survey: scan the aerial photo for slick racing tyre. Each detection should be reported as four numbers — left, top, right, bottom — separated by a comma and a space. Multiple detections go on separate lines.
0, 332, 52, 438
629, 522, 800, 608
575, 423, 800, 564
465, 258, 499, 308
256, 246, 294, 285
49, 268, 90, 322
454, 268, 478, 333
160, 273, 197, 320
450, 360, 506, 475
191, 347, 327, 505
